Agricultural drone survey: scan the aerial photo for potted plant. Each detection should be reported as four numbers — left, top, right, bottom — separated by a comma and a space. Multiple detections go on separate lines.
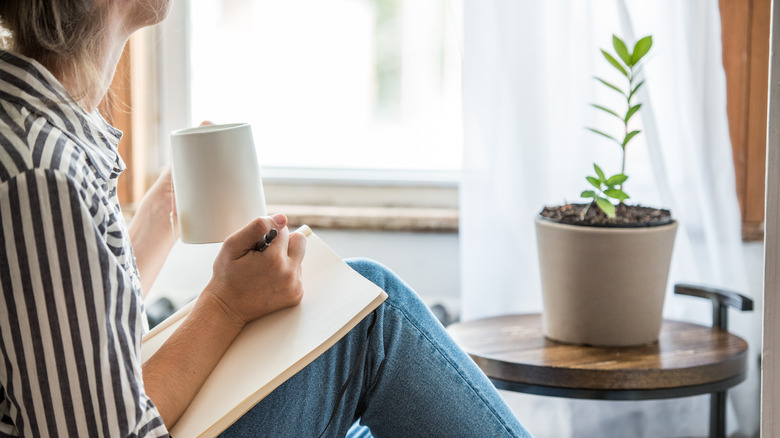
535, 35, 678, 347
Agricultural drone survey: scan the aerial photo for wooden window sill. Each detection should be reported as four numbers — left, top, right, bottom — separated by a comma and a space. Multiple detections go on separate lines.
268, 204, 459, 233
122, 204, 459, 233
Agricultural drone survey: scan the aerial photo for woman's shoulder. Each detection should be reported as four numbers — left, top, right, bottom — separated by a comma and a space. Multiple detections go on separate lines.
0, 116, 96, 187
0, 50, 120, 188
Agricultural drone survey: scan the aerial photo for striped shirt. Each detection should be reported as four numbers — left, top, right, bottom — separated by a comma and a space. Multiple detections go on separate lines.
0, 51, 168, 436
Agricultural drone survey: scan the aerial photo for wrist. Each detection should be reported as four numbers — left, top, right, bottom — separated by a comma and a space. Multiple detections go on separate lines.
198, 283, 247, 333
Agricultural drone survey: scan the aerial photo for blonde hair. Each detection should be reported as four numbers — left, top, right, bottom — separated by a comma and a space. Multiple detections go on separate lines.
0, 0, 107, 100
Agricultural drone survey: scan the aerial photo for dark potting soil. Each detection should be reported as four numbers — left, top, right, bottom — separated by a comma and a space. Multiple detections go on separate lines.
539, 203, 672, 227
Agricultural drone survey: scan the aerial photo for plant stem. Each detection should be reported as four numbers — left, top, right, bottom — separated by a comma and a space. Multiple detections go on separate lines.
621, 67, 633, 189
582, 200, 593, 220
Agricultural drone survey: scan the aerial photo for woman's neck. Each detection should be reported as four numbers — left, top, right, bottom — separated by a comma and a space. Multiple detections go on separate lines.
56, 1, 171, 114
59, 8, 129, 114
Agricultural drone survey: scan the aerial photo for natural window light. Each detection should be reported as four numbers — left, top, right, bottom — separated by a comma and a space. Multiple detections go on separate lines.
187, 0, 463, 174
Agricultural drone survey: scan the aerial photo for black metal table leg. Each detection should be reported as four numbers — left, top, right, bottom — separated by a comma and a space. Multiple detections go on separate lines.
675, 284, 754, 438
710, 390, 726, 438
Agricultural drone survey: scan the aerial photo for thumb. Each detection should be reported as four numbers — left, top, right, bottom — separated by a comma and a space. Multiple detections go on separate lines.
222, 217, 276, 256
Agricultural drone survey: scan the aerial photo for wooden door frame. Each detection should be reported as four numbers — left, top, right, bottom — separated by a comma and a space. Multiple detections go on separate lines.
761, 0, 780, 433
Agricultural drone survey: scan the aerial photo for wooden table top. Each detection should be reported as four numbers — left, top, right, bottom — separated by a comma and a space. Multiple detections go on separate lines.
448, 314, 749, 394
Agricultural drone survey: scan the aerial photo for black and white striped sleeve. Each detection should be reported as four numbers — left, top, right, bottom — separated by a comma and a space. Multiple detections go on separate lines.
0, 168, 168, 437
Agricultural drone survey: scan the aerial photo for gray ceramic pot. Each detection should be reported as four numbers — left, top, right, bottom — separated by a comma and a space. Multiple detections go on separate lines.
535, 216, 678, 347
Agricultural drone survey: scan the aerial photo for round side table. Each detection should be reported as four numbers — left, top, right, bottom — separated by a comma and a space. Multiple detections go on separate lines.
448, 314, 749, 438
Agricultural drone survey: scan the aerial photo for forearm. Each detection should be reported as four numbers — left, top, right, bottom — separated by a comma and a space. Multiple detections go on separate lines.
141, 286, 244, 428
129, 172, 177, 295
129, 204, 175, 294
141, 214, 306, 428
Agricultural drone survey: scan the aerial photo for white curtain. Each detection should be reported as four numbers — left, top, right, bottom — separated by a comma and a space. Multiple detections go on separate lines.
460, 0, 760, 436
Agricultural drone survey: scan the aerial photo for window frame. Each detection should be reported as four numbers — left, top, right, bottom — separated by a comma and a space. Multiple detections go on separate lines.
720, 0, 770, 241
150, 0, 461, 213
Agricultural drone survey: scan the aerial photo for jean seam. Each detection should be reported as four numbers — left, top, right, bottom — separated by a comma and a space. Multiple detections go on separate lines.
382, 300, 520, 437
357, 317, 385, 421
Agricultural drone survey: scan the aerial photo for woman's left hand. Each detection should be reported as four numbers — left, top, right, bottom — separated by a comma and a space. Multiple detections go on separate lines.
147, 165, 179, 240
129, 165, 179, 295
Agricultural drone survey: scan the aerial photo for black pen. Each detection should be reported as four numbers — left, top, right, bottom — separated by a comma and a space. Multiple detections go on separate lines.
254, 228, 278, 252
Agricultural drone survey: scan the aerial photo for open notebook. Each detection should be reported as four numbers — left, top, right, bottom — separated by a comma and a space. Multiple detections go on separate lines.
140, 226, 388, 437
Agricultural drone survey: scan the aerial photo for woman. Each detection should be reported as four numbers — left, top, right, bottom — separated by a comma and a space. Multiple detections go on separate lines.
0, 1, 532, 437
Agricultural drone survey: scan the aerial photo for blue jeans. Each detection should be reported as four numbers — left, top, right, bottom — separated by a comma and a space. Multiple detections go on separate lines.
221, 258, 532, 437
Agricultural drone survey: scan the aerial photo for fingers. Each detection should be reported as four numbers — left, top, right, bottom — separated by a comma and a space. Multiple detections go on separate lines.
222, 214, 303, 260
207, 213, 307, 324
223, 216, 279, 257
268, 214, 306, 262
270, 213, 287, 229
158, 165, 172, 179
288, 231, 307, 264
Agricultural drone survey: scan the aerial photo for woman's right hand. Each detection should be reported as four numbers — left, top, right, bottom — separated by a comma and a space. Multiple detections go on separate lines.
203, 213, 307, 328
144, 213, 306, 426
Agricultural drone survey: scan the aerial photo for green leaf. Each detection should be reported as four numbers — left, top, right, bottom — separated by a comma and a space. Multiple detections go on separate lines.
625, 104, 642, 123
587, 127, 620, 145
622, 130, 641, 148
596, 197, 616, 218
629, 80, 645, 100
604, 188, 630, 201
606, 174, 628, 186
586, 176, 602, 189
612, 35, 632, 67
593, 163, 606, 182
602, 49, 628, 77
631, 35, 653, 64
595, 77, 626, 96
591, 104, 621, 120
580, 190, 597, 198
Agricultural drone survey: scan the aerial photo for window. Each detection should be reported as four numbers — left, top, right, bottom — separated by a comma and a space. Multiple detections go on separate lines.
116, 1, 767, 236
160, 0, 462, 180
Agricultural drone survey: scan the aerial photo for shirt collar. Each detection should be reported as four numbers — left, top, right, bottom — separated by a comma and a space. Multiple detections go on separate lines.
0, 50, 124, 180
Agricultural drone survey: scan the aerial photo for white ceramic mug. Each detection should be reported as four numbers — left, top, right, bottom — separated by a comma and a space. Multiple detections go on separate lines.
171, 123, 267, 244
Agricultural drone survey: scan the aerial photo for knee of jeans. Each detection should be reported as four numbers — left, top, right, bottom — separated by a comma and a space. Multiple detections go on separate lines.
346, 257, 391, 288
345, 258, 419, 307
